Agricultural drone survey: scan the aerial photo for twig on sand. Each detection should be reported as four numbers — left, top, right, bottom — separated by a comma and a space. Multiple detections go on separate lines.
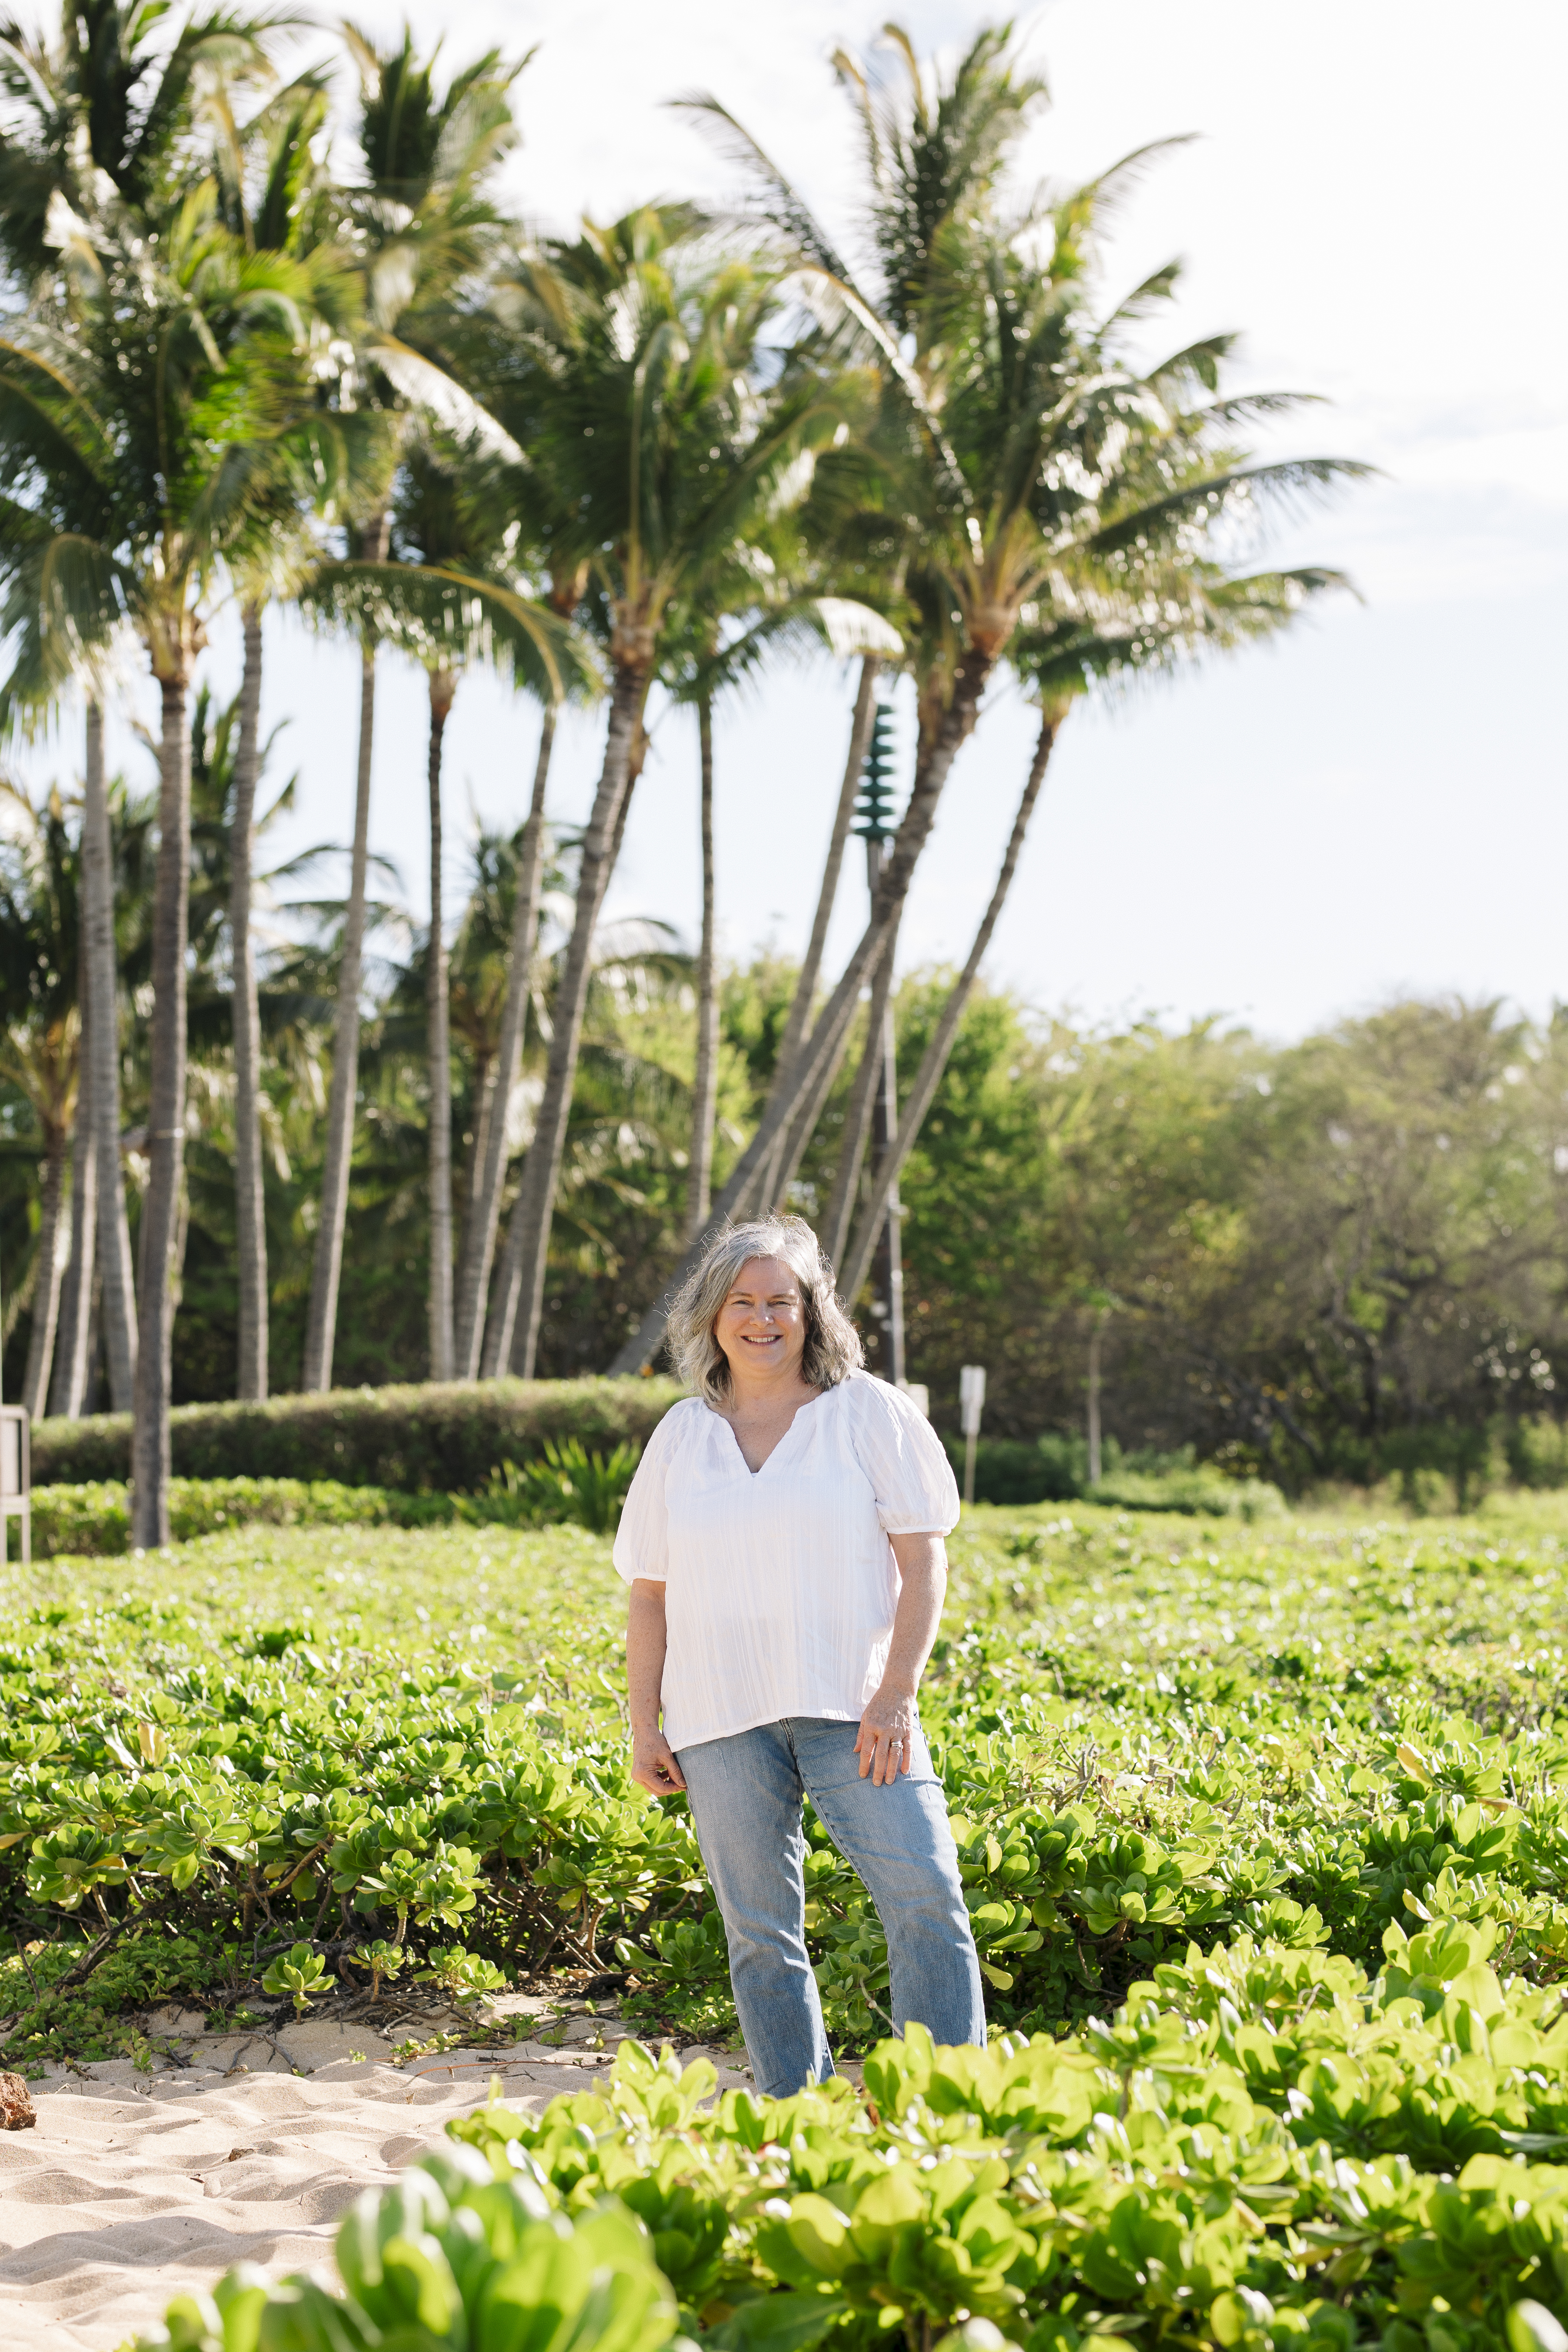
223, 2030, 295, 2077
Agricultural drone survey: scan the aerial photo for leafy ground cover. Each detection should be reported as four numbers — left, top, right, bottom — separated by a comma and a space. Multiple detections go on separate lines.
138, 1969, 1568, 2352
8, 1495, 1568, 2086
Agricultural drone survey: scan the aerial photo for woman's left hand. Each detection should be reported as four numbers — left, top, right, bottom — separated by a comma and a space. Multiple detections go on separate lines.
855, 1681, 919, 1785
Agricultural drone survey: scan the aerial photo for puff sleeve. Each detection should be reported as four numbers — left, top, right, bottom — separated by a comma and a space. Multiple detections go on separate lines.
841, 1373, 960, 1535
612, 1401, 694, 1584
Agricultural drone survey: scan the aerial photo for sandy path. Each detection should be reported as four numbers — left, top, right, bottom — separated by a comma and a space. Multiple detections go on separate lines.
0, 2018, 748, 2349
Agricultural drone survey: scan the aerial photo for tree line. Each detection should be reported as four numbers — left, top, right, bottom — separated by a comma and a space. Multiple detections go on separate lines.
880, 988, 1568, 1497
0, 6, 1365, 1540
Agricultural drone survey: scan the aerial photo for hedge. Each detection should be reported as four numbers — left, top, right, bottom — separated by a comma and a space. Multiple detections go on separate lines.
28, 1477, 453, 1557
29, 1375, 685, 1492
942, 1430, 1284, 1517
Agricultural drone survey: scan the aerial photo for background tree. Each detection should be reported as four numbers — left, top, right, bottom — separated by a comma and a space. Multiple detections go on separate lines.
835, 564, 1351, 1306
0, 782, 79, 1415
0, 168, 356, 1535
611, 36, 1364, 1371
213, 68, 344, 1403
0, 1, 291, 1420
299, 24, 528, 1393
479, 208, 846, 1378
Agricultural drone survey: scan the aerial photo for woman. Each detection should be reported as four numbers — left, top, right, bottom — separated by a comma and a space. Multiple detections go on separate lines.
614, 1213, 984, 2095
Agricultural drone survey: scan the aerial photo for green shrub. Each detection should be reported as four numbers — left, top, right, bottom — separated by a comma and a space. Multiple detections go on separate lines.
1379, 1419, 1506, 1510
456, 1439, 643, 1534
943, 1433, 1085, 1504
441, 2002, 1568, 2347
28, 1475, 454, 1557
141, 1977, 1568, 2351
15, 1498, 1568, 2074
1506, 1415, 1568, 1490
134, 2140, 680, 2352
1091, 1465, 1285, 1520
29, 1374, 685, 1491
944, 1431, 1283, 1517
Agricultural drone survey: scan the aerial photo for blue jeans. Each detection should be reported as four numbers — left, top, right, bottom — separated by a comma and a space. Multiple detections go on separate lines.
675, 1716, 985, 2096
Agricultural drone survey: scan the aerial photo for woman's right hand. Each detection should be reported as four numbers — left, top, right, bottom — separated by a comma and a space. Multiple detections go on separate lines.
631, 1728, 687, 1795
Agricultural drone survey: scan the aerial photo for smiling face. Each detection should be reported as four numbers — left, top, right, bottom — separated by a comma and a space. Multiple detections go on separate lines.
714, 1254, 811, 1393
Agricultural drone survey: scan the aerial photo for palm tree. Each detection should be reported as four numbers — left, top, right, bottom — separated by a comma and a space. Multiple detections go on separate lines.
0, 783, 79, 1417
473, 208, 849, 1379
46, 846, 94, 1418
0, 175, 355, 1538
608, 36, 1368, 1372
449, 552, 591, 1380
375, 442, 571, 1379
670, 22, 1044, 1199
749, 653, 885, 1213
833, 566, 1354, 1307
81, 698, 137, 1408
180, 674, 316, 1397
0, 3, 291, 1420
211, 71, 347, 1403
299, 24, 529, 1394
652, 537, 902, 1245
602, 28, 1048, 1375
226, 599, 269, 1397
0, 0, 279, 285
687, 683, 720, 1240
305, 447, 581, 1382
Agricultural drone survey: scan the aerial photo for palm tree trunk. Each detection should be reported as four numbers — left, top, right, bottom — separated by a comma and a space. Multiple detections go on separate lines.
131, 667, 193, 1549
82, 697, 136, 1411
755, 655, 880, 1205
455, 1044, 493, 1287
456, 706, 555, 1378
606, 643, 994, 1375
769, 924, 897, 1218
83, 1267, 103, 1414
686, 691, 720, 1242
20, 1124, 68, 1420
49, 917, 96, 1418
302, 514, 386, 1394
486, 659, 646, 1380
820, 919, 897, 1268
1087, 1311, 1104, 1484
505, 699, 643, 1376
867, 965, 905, 1381
426, 669, 456, 1382
836, 702, 1063, 1306
231, 602, 268, 1401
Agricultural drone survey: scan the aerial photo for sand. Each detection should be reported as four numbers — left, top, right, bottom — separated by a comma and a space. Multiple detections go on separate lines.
0, 2010, 750, 2349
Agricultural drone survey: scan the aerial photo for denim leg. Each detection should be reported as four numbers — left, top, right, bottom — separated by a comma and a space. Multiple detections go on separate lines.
790, 1717, 985, 2050
675, 1723, 835, 2098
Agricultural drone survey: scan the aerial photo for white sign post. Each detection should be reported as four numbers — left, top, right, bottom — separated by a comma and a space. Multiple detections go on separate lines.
0, 1406, 31, 1567
958, 1365, 986, 1509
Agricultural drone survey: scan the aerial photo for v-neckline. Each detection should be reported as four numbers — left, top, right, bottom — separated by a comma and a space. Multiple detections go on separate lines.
710, 1387, 826, 1476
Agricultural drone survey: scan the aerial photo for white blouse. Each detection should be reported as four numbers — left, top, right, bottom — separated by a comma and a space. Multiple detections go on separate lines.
613, 1371, 960, 1751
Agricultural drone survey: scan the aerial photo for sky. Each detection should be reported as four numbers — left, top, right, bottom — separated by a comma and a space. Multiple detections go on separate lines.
51, 0, 1568, 1042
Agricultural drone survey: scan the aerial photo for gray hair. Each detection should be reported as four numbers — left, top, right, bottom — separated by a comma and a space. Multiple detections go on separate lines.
668, 1214, 863, 1407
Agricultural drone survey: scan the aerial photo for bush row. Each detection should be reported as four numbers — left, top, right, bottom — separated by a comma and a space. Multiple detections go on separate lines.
27, 1478, 454, 1557
945, 1432, 1285, 1517
27, 1446, 652, 1555
24, 1451, 1273, 1558
29, 1375, 684, 1491
30, 1377, 1290, 1522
